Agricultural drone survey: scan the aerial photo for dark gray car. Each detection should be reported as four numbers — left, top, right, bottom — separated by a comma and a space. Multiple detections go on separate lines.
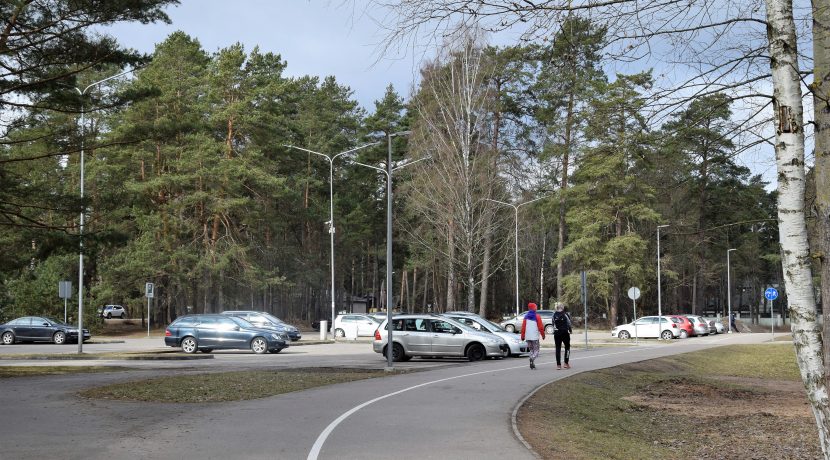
221, 310, 302, 341
0, 316, 90, 345
164, 314, 288, 354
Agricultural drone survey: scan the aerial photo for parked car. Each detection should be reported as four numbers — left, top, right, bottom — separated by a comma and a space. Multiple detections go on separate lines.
669, 315, 694, 338
709, 319, 726, 334
221, 310, 301, 341
685, 315, 710, 336
1, 316, 90, 345
101, 305, 127, 319
500, 310, 555, 334
373, 314, 509, 361
164, 314, 289, 354
611, 316, 680, 340
442, 312, 527, 357
333, 314, 382, 338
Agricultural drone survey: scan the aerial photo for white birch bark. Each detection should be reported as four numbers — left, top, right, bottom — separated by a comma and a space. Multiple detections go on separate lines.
765, 0, 830, 456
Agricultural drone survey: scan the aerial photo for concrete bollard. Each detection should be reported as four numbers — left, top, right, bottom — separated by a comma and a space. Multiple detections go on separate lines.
319, 320, 328, 340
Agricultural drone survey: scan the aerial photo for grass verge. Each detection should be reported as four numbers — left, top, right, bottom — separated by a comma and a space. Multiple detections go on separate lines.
518, 343, 820, 459
0, 366, 126, 378
79, 367, 389, 403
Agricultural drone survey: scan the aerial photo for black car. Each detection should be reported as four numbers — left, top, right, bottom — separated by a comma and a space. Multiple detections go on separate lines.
1, 316, 91, 345
164, 314, 289, 354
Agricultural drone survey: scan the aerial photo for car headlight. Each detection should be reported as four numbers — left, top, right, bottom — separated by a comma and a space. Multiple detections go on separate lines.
271, 333, 286, 340
510, 338, 522, 344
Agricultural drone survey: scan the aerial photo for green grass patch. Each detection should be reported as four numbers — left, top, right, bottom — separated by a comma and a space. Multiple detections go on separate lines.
79, 368, 388, 403
519, 343, 815, 459
0, 366, 127, 378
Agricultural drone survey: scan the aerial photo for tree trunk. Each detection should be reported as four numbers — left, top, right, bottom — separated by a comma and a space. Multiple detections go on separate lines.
557, 91, 575, 300
811, 0, 830, 382
766, 0, 830, 455
478, 229, 493, 318
446, 223, 456, 311
610, 216, 622, 326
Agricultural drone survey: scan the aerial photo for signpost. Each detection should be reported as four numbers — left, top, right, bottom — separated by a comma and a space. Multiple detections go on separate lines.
145, 282, 154, 337
581, 271, 588, 349
628, 287, 641, 343
765, 287, 778, 338
58, 281, 72, 323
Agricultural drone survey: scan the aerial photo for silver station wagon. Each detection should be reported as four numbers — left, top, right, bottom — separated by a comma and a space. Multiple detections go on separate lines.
373, 314, 509, 362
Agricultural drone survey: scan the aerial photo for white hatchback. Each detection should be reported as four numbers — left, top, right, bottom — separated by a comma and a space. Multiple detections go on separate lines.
611, 316, 680, 340
334, 314, 381, 338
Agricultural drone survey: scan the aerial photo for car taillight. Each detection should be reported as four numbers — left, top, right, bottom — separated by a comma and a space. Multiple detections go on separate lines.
672, 324, 677, 328
374, 329, 381, 340
165, 329, 171, 337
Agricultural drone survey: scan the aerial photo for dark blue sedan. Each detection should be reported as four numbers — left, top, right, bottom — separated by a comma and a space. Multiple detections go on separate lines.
1, 316, 91, 345
164, 314, 289, 354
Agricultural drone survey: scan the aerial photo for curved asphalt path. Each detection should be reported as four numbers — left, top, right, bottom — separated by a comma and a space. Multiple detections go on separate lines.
0, 333, 771, 459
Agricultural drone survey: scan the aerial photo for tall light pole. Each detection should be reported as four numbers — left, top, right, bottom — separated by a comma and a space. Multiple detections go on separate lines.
656, 224, 669, 338
351, 130, 425, 369
485, 196, 550, 316
727, 248, 737, 333
285, 142, 381, 339
74, 69, 133, 353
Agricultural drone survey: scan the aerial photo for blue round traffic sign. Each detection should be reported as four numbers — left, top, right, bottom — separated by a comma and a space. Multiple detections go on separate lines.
764, 287, 779, 301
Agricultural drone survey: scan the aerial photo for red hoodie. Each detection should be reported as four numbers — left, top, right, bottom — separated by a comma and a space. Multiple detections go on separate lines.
521, 304, 546, 341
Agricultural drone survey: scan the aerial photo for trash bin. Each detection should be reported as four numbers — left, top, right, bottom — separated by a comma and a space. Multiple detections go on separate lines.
319, 320, 328, 340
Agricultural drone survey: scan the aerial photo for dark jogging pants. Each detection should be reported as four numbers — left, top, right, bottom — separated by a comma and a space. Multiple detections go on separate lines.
554, 331, 570, 365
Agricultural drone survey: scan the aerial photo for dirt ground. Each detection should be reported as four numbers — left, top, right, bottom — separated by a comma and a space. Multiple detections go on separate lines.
518, 348, 822, 460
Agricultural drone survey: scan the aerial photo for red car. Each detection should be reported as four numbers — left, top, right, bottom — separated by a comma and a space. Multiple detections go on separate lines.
669, 315, 694, 338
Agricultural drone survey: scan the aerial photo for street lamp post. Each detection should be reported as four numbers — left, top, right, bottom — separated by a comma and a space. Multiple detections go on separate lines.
285, 143, 381, 339
350, 131, 425, 369
74, 69, 133, 353
727, 248, 737, 333
485, 196, 550, 317
656, 224, 669, 338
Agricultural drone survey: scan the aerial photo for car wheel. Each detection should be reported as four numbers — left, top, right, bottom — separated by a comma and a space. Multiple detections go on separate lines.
504, 324, 515, 333
106, 313, 112, 319
334, 328, 345, 338
466, 343, 486, 362
53, 331, 66, 345
250, 337, 268, 354
386, 343, 405, 362
2, 331, 15, 345
545, 325, 554, 335
661, 330, 674, 340
618, 330, 631, 340
679, 330, 688, 339
181, 336, 198, 354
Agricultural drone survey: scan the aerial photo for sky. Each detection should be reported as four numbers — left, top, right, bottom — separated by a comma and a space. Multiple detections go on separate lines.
103, 0, 779, 187
103, 0, 423, 111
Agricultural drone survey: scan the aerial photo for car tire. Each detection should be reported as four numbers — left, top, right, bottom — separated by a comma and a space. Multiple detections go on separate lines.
2, 331, 15, 345
618, 330, 631, 340
251, 337, 268, 354
545, 325, 554, 335
679, 330, 688, 339
505, 324, 515, 333
660, 330, 674, 340
466, 343, 485, 362
181, 336, 198, 354
106, 313, 112, 319
53, 331, 66, 345
386, 343, 405, 362
334, 328, 345, 338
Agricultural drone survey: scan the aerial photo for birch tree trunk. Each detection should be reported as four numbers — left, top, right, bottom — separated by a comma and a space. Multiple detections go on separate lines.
766, 0, 830, 455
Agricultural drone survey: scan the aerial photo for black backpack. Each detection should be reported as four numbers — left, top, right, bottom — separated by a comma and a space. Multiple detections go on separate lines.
553, 311, 569, 331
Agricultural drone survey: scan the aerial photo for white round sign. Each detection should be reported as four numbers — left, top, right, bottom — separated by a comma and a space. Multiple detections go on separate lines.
627, 287, 641, 300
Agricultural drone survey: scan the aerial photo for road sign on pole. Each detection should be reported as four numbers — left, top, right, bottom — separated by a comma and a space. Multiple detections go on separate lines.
765, 288, 778, 338
59, 281, 72, 323
764, 287, 778, 301
628, 287, 641, 343
145, 282, 154, 337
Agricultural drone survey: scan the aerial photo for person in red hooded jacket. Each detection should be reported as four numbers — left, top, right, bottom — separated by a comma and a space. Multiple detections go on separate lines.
520, 302, 546, 369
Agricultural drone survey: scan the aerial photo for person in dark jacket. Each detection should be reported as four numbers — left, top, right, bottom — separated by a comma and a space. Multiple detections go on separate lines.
521, 302, 546, 370
730, 312, 740, 333
552, 303, 572, 369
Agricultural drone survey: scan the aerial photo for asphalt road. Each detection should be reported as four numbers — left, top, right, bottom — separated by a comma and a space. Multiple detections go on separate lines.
0, 332, 772, 459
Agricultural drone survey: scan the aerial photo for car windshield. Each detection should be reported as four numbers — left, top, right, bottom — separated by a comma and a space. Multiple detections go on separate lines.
485, 320, 508, 332
40, 317, 60, 325
369, 316, 383, 324
260, 313, 285, 324
228, 316, 253, 328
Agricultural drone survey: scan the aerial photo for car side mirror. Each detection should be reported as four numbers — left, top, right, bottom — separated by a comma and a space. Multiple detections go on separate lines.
233, 326, 240, 331
453, 328, 462, 335
42, 323, 50, 326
